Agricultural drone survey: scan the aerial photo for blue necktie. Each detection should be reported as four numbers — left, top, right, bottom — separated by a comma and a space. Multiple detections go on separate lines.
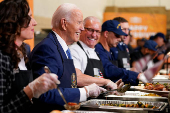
66, 48, 72, 59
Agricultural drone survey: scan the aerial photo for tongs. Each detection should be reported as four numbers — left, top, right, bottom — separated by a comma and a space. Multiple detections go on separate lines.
103, 84, 131, 94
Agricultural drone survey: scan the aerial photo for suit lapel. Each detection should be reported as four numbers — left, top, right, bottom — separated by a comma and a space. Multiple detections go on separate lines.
48, 31, 67, 59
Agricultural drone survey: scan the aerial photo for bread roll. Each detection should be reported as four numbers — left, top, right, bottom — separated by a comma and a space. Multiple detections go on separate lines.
50, 110, 62, 113
50, 110, 74, 113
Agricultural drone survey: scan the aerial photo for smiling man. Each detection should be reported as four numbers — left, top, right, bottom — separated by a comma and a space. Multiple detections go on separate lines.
31, 3, 84, 88
69, 16, 123, 89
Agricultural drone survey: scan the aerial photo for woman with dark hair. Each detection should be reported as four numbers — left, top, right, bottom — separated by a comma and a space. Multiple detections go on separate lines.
0, 0, 59, 113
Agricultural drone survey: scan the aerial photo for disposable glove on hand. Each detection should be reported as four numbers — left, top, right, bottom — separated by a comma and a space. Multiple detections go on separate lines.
138, 73, 149, 83
105, 81, 117, 90
84, 83, 106, 98
115, 79, 124, 89
28, 73, 60, 98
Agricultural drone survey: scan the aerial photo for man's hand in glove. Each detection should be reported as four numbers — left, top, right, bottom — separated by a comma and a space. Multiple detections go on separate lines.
105, 80, 117, 90
115, 79, 124, 89
84, 83, 107, 98
28, 73, 60, 98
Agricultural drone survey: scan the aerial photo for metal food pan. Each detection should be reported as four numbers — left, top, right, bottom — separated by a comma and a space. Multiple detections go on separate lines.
152, 79, 170, 84
105, 95, 168, 102
81, 99, 168, 112
62, 110, 117, 113
105, 91, 168, 102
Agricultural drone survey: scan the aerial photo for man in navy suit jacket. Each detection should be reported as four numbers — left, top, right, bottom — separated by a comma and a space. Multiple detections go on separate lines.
30, 3, 106, 113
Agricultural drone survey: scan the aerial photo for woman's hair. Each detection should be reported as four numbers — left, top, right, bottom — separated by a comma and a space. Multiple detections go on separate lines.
0, 0, 31, 68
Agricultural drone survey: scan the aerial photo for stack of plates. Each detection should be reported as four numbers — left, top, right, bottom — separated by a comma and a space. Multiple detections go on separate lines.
159, 69, 169, 75
152, 75, 170, 83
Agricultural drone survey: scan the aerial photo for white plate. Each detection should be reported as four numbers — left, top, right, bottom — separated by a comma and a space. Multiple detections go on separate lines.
159, 69, 169, 74
152, 75, 169, 80
131, 86, 169, 95
106, 91, 166, 98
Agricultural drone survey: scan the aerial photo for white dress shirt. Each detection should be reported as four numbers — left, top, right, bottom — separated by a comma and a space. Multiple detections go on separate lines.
69, 41, 100, 73
18, 57, 27, 70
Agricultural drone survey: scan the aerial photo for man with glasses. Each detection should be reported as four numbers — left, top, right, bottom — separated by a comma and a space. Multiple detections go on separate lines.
95, 20, 148, 85
110, 17, 131, 70
69, 16, 123, 89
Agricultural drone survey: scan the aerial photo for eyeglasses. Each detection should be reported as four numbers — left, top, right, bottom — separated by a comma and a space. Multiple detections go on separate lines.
84, 27, 101, 35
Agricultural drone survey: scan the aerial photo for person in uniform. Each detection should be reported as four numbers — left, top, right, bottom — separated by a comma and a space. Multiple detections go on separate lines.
30, 3, 106, 113
95, 20, 149, 85
69, 16, 123, 89
110, 17, 131, 70
0, 0, 60, 112
130, 40, 158, 71
152, 32, 166, 63
134, 38, 147, 52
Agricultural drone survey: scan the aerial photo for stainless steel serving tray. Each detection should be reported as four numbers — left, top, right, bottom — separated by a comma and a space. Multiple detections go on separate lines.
130, 86, 170, 97
80, 99, 168, 112
105, 91, 168, 102
62, 110, 117, 113
152, 75, 170, 84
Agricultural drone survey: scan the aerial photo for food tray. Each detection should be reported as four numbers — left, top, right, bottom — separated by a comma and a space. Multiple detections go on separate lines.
159, 69, 169, 74
152, 75, 170, 83
131, 86, 169, 96
62, 110, 117, 113
152, 79, 170, 84
81, 99, 168, 112
105, 91, 168, 102
152, 75, 169, 80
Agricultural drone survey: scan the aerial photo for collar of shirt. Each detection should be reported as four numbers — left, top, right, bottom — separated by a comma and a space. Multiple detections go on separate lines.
119, 42, 124, 45
52, 31, 69, 58
117, 42, 128, 51
18, 57, 27, 70
79, 41, 99, 60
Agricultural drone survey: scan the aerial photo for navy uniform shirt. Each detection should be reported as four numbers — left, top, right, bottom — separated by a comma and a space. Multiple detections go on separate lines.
153, 46, 166, 63
95, 43, 139, 86
110, 42, 130, 60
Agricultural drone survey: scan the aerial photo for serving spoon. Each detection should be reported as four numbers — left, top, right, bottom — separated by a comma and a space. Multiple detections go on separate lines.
44, 66, 80, 110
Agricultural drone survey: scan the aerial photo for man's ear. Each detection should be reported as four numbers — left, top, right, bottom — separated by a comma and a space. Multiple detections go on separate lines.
145, 48, 149, 53
104, 31, 109, 38
60, 18, 67, 30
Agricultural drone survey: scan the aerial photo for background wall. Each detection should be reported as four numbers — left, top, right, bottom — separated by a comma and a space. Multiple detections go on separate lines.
34, 0, 170, 32
1, 0, 169, 48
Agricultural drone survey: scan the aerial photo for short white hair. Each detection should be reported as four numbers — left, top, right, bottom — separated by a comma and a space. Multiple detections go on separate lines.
83, 16, 101, 26
51, 3, 80, 28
